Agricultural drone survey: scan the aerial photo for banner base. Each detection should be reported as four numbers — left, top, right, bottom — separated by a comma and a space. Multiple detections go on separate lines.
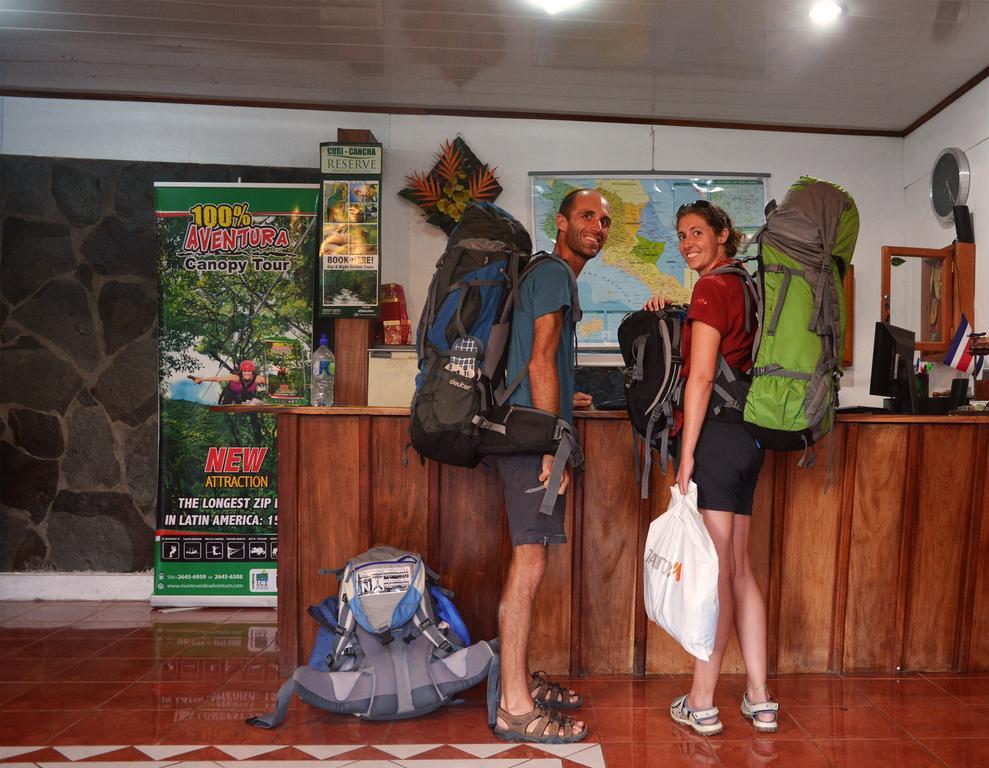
150, 595, 277, 608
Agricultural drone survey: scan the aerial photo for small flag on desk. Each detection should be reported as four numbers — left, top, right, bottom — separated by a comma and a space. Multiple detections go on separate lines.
943, 314, 982, 376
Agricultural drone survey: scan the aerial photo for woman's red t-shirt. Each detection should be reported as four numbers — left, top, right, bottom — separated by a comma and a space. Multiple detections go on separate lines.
681, 265, 756, 380
674, 264, 757, 433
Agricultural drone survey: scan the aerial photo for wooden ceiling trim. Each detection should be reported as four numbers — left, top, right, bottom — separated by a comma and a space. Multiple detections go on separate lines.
902, 65, 989, 136
0, 87, 904, 136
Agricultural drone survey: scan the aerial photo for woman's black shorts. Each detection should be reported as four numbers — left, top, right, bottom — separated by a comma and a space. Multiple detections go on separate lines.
681, 419, 765, 515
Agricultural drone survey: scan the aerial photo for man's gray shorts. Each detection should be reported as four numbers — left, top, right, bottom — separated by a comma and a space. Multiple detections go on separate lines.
495, 454, 567, 547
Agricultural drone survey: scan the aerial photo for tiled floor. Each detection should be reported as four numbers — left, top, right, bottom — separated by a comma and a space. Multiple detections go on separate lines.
1, 602, 987, 767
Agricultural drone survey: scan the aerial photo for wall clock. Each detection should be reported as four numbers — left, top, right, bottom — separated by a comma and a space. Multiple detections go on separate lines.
930, 147, 970, 225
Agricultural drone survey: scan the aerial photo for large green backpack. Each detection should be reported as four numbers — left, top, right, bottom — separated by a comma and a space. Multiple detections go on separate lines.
744, 177, 859, 457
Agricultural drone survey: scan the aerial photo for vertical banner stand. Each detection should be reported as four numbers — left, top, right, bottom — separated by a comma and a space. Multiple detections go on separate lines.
153, 183, 320, 605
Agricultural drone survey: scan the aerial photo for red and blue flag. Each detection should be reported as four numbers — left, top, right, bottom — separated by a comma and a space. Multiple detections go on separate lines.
943, 314, 984, 377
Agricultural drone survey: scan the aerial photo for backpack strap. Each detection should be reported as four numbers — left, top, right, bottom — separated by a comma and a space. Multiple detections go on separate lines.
522, 251, 583, 322
498, 366, 529, 408
330, 594, 359, 669
630, 334, 648, 382
630, 424, 641, 489
739, 204, 775, 362
797, 434, 815, 468
246, 676, 296, 729
752, 363, 812, 381
640, 406, 661, 499
417, 267, 443, 362
496, 252, 582, 406
706, 262, 760, 336
762, 264, 805, 336
659, 400, 675, 474
537, 419, 583, 516
711, 358, 744, 414
412, 603, 454, 655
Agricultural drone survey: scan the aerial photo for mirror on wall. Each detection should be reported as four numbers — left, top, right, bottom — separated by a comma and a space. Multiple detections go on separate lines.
880, 242, 976, 356
881, 245, 953, 354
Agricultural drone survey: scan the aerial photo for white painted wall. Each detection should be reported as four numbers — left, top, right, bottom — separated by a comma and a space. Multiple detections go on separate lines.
902, 79, 989, 394
1, 96, 905, 407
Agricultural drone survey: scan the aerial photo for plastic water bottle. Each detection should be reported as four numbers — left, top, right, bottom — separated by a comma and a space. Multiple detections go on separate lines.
311, 334, 335, 407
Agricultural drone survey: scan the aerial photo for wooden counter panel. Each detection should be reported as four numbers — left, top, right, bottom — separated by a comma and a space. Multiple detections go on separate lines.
903, 426, 978, 670
370, 417, 429, 556
436, 462, 507, 649
643, 463, 693, 675
275, 413, 300, 675
529, 492, 574, 675
774, 431, 843, 672
579, 420, 640, 674
842, 424, 909, 671
334, 318, 375, 406
297, 415, 365, 659
965, 431, 989, 668
735, 450, 777, 674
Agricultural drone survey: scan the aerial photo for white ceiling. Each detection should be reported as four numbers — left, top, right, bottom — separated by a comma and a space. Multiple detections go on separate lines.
1, 0, 987, 134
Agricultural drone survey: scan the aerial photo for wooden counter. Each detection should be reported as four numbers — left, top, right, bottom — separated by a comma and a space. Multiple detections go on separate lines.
236, 406, 987, 676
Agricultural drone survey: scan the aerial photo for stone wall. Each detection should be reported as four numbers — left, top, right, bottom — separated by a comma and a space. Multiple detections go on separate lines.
0, 155, 318, 572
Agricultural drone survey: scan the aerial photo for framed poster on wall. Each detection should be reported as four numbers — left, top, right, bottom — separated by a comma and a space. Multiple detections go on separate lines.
318, 142, 382, 318
529, 172, 767, 348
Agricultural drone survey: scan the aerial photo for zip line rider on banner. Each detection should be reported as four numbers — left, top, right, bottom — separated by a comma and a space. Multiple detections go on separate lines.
190, 360, 267, 405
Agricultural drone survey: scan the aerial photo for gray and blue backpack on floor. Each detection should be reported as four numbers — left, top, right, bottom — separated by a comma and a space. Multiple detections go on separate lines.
247, 546, 495, 725
409, 201, 583, 514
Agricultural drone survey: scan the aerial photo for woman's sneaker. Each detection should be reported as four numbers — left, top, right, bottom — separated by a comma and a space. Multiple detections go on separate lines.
671, 694, 723, 736
741, 691, 779, 733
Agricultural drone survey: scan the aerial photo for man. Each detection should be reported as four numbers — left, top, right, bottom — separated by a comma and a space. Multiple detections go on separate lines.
493, 189, 612, 743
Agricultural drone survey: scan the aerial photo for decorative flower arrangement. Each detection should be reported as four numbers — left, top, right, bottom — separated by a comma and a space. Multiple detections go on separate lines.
399, 137, 502, 234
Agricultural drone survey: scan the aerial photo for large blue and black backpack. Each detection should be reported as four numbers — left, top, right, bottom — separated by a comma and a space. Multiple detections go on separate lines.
247, 546, 495, 726
410, 202, 584, 511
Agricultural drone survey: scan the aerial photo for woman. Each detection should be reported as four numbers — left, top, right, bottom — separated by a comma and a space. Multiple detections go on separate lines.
192, 360, 267, 405
644, 200, 778, 735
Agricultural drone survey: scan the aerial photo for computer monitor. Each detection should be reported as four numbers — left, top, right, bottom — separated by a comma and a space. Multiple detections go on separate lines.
869, 322, 918, 414
573, 364, 627, 411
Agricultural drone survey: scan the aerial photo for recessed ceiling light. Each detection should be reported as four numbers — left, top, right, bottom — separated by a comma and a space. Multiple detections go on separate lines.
809, 1, 844, 24
530, 0, 583, 14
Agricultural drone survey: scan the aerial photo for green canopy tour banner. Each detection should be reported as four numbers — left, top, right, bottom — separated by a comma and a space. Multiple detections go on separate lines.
154, 183, 320, 606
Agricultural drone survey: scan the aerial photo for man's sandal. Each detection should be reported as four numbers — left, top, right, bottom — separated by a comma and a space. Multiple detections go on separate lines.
493, 703, 589, 744
530, 670, 582, 709
741, 691, 779, 733
671, 694, 723, 736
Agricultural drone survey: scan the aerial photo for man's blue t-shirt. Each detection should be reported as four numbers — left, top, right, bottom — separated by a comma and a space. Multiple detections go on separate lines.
505, 258, 576, 425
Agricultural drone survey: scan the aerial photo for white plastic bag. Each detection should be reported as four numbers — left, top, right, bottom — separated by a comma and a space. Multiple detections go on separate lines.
643, 482, 719, 661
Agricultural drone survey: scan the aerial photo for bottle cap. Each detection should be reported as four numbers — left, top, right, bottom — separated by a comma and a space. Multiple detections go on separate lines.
319, 334, 328, 346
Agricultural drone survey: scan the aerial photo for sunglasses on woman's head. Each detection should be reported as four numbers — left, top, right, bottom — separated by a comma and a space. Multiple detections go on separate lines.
676, 199, 727, 227
677, 199, 713, 215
